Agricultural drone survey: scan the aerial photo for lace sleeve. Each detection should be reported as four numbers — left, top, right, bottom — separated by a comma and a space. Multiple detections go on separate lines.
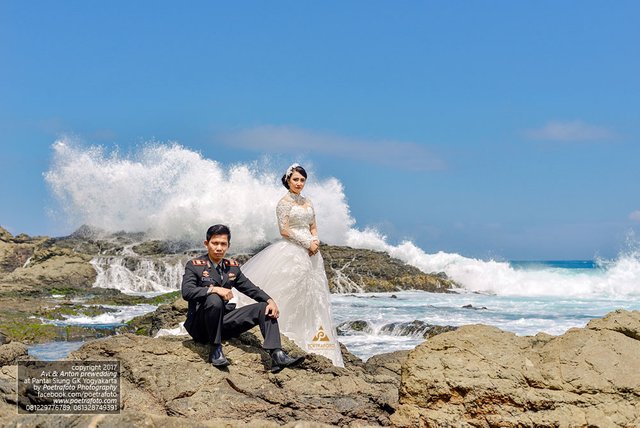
308, 199, 319, 243
276, 197, 314, 249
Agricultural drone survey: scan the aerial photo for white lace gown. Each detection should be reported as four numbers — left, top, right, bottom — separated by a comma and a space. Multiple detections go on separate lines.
234, 192, 345, 367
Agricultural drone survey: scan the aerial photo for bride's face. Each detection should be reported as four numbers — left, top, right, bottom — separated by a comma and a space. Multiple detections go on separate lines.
288, 171, 306, 194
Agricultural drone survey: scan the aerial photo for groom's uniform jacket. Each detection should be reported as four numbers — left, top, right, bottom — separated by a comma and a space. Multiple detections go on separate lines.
181, 254, 272, 336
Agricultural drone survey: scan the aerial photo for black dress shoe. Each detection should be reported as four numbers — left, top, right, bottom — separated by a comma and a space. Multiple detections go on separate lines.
209, 344, 230, 367
270, 349, 304, 373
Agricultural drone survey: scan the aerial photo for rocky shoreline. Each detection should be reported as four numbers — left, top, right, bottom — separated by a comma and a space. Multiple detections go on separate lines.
2, 226, 639, 426
0, 226, 455, 344
1, 309, 639, 426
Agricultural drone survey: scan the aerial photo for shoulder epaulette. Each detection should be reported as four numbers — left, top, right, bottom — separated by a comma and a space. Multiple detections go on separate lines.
225, 259, 240, 267
191, 259, 208, 266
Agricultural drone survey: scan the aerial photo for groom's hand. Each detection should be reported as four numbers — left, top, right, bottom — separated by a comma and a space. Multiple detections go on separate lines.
210, 286, 234, 301
265, 299, 279, 318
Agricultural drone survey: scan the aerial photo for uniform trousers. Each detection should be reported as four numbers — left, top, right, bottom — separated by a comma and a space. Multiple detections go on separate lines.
188, 293, 282, 350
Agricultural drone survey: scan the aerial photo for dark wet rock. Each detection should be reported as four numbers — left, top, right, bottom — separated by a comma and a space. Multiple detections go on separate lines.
462, 304, 488, 310
380, 320, 458, 339
336, 320, 374, 335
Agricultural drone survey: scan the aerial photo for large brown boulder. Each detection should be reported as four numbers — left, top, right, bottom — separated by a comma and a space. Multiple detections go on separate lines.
392, 309, 640, 427
2, 245, 96, 290
0, 228, 96, 293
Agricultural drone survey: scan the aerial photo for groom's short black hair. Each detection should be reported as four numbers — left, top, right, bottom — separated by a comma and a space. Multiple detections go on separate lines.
206, 224, 231, 242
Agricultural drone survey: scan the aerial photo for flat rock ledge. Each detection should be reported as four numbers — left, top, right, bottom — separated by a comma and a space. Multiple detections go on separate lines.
1, 329, 405, 427
1, 310, 639, 427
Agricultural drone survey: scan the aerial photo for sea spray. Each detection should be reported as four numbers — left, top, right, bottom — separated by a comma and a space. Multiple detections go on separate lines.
45, 138, 353, 249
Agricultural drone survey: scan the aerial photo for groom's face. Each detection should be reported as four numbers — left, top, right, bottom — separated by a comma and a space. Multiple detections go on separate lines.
205, 234, 229, 263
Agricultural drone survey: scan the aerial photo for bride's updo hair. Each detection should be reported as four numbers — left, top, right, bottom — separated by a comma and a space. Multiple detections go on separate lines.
281, 164, 307, 189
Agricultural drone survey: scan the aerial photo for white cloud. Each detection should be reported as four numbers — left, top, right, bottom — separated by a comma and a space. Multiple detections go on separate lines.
525, 120, 616, 142
629, 211, 640, 222
217, 125, 445, 171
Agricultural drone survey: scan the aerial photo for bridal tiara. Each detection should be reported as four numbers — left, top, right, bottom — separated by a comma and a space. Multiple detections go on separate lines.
285, 163, 300, 179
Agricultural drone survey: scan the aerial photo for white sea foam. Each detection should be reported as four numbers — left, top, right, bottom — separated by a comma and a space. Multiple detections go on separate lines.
43, 304, 158, 326
45, 139, 640, 297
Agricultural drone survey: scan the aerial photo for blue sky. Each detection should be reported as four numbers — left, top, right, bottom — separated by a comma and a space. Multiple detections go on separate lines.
1, 1, 639, 260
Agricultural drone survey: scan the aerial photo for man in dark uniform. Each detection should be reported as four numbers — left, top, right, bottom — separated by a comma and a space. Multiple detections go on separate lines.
181, 224, 304, 372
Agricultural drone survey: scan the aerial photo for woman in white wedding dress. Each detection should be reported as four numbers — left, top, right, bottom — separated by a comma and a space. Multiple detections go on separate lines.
235, 164, 344, 367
